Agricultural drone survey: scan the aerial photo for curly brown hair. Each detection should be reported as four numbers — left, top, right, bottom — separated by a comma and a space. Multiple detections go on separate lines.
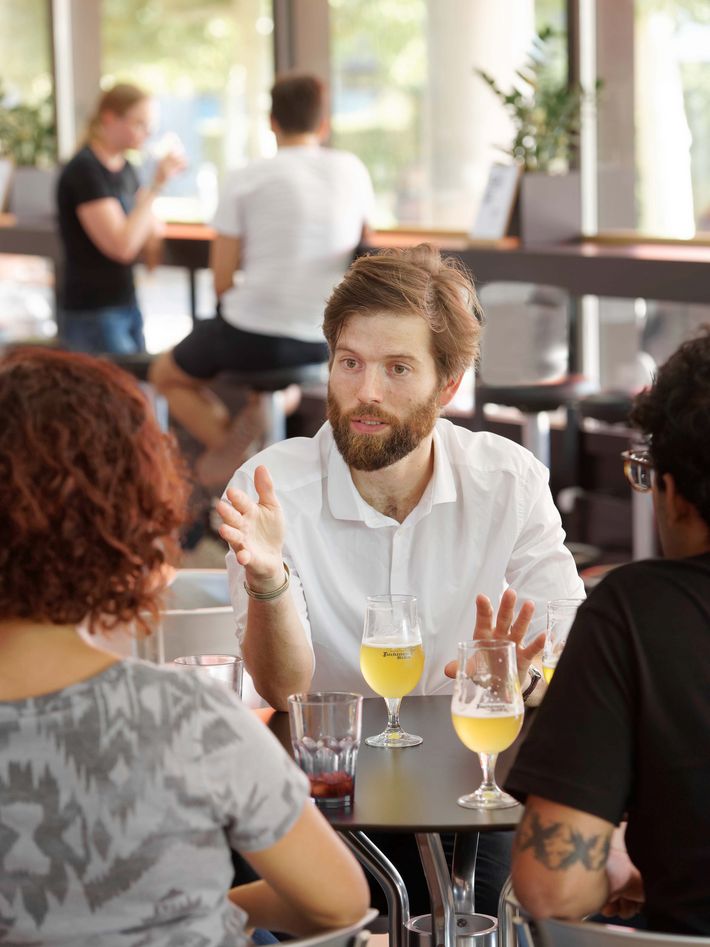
323, 244, 483, 384
630, 327, 710, 528
0, 348, 189, 634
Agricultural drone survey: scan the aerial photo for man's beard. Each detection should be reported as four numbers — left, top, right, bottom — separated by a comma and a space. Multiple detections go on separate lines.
327, 388, 441, 471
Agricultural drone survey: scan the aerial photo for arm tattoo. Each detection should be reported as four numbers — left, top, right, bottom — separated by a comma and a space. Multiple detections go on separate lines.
514, 809, 612, 872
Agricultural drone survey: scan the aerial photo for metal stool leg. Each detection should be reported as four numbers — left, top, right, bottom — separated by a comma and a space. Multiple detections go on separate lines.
631, 489, 656, 560
521, 413, 551, 469
342, 830, 410, 947
497, 875, 520, 947
451, 833, 479, 914
260, 390, 287, 447
416, 833, 458, 947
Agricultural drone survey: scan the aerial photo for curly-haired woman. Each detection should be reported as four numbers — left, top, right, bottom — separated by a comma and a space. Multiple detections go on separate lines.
0, 348, 368, 946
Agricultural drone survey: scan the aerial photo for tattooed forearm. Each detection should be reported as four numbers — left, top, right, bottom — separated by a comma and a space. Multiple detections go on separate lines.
514, 809, 612, 871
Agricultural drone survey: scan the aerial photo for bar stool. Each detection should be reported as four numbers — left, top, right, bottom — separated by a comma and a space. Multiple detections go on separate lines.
104, 352, 169, 431
475, 283, 596, 477
577, 391, 656, 561
215, 361, 328, 447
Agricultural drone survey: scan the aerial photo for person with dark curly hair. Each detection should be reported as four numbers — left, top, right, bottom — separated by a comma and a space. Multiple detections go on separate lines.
0, 348, 368, 946
507, 329, 710, 934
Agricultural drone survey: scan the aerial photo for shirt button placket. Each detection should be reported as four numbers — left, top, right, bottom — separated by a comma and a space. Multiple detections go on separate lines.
390, 525, 412, 594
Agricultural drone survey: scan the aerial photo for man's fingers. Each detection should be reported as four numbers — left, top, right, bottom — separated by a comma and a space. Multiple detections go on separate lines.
473, 594, 494, 638
215, 498, 242, 528
509, 599, 535, 643
225, 486, 254, 515
218, 523, 244, 548
493, 588, 517, 635
254, 465, 279, 508
517, 631, 546, 663
444, 659, 457, 679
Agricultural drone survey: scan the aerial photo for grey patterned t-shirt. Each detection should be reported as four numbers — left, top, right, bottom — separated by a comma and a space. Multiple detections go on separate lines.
0, 658, 310, 946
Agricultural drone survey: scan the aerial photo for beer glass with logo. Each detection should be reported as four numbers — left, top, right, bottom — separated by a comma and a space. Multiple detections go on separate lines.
451, 640, 523, 808
360, 594, 424, 748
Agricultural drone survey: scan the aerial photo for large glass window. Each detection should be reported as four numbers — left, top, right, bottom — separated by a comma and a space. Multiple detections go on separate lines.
0, 1, 53, 104
0, 0, 55, 167
636, 0, 710, 236
328, 0, 564, 230
597, 0, 710, 237
102, 0, 275, 222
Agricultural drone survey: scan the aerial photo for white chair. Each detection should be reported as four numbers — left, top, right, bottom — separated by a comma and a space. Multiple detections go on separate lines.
286, 908, 379, 947
86, 568, 264, 707
523, 917, 710, 947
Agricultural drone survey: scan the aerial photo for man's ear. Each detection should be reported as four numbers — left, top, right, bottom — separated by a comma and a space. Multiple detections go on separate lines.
439, 374, 464, 407
661, 472, 694, 523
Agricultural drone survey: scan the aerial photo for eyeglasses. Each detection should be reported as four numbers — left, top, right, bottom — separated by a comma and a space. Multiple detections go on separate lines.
621, 449, 654, 493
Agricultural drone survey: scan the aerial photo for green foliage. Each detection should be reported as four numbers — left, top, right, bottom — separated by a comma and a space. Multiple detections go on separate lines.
476, 27, 601, 173
102, 0, 247, 92
0, 81, 56, 167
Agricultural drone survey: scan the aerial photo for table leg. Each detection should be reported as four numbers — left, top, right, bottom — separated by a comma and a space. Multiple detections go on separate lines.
341, 830, 410, 947
415, 833, 457, 947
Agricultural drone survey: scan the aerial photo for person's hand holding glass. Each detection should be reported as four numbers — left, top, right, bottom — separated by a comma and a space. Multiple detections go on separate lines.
542, 598, 584, 683
360, 594, 424, 747
451, 640, 524, 809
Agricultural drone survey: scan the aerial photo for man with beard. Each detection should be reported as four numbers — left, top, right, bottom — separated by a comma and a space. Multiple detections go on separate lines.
217, 243, 584, 918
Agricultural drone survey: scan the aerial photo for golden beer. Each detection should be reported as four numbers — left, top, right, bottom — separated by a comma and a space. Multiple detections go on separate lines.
451, 711, 523, 755
542, 663, 556, 684
360, 641, 424, 698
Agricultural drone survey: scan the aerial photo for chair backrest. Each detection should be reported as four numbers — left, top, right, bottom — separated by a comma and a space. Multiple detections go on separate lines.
285, 909, 380, 947
477, 282, 570, 386
83, 569, 264, 707
530, 917, 710, 947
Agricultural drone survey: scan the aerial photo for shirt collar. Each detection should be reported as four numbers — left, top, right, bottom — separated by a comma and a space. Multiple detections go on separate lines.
326, 422, 458, 527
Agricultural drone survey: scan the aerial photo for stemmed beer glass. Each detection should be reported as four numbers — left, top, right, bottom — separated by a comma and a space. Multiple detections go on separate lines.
451, 640, 523, 808
542, 598, 584, 683
360, 594, 424, 748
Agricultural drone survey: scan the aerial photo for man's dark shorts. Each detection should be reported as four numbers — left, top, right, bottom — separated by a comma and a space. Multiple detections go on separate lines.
173, 314, 329, 380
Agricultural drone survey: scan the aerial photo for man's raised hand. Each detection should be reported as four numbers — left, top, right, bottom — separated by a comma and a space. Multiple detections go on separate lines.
217, 465, 286, 590
444, 589, 543, 683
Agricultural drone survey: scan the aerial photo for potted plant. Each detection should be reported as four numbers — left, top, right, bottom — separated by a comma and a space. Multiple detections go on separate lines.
0, 81, 58, 215
476, 27, 601, 243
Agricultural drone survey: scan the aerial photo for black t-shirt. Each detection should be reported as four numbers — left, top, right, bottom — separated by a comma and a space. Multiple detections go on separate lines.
56, 146, 140, 309
506, 553, 710, 935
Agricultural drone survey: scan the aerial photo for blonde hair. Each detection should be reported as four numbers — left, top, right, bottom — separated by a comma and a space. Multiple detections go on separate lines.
85, 82, 149, 142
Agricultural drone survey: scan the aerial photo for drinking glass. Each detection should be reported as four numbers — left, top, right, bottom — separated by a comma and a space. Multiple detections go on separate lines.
451, 640, 523, 809
542, 598, 584, 684
360, 594, 424, 748
288, 692, 362, 807
173, 654, 243, 697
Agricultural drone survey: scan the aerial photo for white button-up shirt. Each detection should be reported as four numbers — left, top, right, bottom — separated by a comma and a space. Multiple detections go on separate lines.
226, 420, 584, 697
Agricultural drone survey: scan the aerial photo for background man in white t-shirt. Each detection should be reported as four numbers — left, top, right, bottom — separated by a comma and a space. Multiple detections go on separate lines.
150, 74, 374, 483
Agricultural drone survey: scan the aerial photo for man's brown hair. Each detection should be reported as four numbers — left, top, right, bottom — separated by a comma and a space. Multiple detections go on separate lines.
323, 244, 483, 383
270, 73, 325, 134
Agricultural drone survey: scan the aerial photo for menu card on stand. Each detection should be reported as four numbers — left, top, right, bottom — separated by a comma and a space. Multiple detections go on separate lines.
469, 163, 521, 241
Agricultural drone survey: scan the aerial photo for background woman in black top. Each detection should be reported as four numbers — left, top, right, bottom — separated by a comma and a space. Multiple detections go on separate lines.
56, 83, 184, 354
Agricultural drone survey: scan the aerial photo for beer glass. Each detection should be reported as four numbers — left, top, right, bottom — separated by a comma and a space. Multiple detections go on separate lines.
542, 598, 584, 683
360, 594, 424, 748
451, 640, 523, 808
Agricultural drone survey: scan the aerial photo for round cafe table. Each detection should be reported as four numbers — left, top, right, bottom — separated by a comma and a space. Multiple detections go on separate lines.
267, 695, 533, 947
